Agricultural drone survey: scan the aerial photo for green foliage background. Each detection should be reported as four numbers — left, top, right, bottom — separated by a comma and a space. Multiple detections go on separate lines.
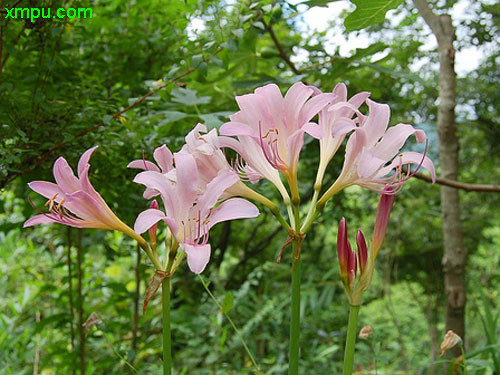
0, 0, 499, 374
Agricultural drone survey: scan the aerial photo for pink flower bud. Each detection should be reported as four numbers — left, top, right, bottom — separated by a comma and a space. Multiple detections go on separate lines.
347, 244, 357, 284
356, 229, 368, 275
372, 186, 396, 255
337, 217, 349, 282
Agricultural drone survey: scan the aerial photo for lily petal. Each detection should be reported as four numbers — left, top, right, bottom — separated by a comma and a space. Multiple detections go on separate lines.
28, 181, 63, 201
127, 159, 161, 172
196, 170, 239, 218
183, 244, 211, 274
153, 145, 174, 173
208, 198, 259, 229
53, 157, 81, 193
77, 146, 98, 178
362, 99, 390, 148
372, 124, 426, 161
302, 122, 323, 139
134, 208, 167, 234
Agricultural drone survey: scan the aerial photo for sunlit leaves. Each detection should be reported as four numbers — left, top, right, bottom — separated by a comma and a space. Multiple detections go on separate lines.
344, 0, 405, 31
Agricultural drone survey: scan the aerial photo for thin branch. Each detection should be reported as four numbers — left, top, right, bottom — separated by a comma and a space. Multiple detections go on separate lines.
261, 19, 301, 75
412, 172, 500, 193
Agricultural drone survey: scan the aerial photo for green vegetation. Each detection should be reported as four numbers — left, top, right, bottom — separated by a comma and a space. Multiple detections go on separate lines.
1, 0, 499, 374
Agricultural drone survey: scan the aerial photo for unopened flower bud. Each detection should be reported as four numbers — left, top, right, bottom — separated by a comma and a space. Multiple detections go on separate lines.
347, 244, 357, 284
440, 330, 462, 356
372, 187, 395, 255
356, 229, 368, 275
359, 325, 373, 339
337, 217, 350, 285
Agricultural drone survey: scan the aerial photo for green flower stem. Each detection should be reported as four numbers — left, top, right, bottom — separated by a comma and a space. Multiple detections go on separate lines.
342, 304, 360, 375
288, 249, 301, 375
302, 189, 319, 231
161, 251, 177, 375
289, 203, 302, 375
162, 277, 172, 375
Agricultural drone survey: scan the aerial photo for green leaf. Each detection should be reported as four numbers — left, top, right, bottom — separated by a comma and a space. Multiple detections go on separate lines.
344, 0, 405, 31
221, 292, 234, 314
232, 28, 244, 39
171, 87, 211, 106
302, 0, 341, 7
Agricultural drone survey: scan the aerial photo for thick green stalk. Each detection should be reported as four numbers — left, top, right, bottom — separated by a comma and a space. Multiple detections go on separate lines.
162, 278, 172, 375
342, 305, 360, 375
288, 251, 301, 375
289, 201, 302, 375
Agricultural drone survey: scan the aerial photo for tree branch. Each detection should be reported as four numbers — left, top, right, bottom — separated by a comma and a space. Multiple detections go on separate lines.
412, 172, 500, 193
261, 19, 301, 75
3, 47, 222, 187
412, 0, 440, 33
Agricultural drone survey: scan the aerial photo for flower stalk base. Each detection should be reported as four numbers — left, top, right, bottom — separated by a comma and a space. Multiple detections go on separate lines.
342, 304, 360, 375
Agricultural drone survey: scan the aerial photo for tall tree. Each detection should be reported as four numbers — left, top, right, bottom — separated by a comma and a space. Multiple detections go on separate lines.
412, 0, 466, 340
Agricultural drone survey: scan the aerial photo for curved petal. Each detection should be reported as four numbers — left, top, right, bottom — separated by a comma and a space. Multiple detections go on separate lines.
64, 191, 116, 227
299, 92, 335, 125
219, 122, 257, 137
286, 129, 305, 173
23, 214, 57, 227
127, 159, 161, 172
134, 208, 167, 234
331, 118, 357, 137
357, 150, 386, 178
185, 123, 208, 147
183, 244, 211, 274
173, 152, 199, 214
332, 83, 348, 102
143, 188, 160, 199
153, 145, 174, 173
285, 82, 313, 125
362, 99, 390, 148
196, 170, 239, 218
133, 171, 171, 198
208, 198, 259, 229
53, 157, 80, 193
302, 122, 323, 139
372, 124, 426, 161
28, 181, 63, 201
235, 92, 273, 129
342, 127, 367, 174
255, 84, 284, 118
77, 146, 98, 178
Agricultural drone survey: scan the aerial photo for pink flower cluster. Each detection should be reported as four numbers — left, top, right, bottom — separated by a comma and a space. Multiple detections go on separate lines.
24, 82, 436, 276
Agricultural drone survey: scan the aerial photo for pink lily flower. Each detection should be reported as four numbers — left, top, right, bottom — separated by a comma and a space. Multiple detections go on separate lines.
324, 98, 436, 198
220, 82, 334, 199
315, 83, 370, 186
127, 144, 174, 199
24, 146, 135, 236
132, 151, 259, 274
180, 123, 261, 200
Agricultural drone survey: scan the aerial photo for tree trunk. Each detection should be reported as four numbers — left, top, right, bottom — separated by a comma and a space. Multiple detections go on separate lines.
412, 0, 466, 341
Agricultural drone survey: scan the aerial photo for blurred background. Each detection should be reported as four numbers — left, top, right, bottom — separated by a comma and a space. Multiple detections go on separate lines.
0, 0, 499, 374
